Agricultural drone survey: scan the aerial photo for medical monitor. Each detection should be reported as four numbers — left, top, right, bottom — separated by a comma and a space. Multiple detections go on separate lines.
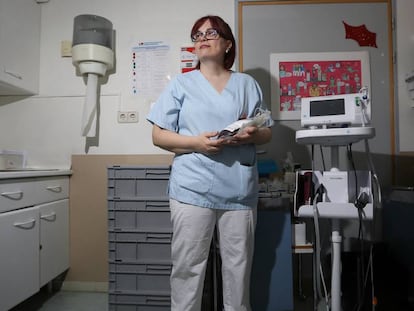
301, 93, 370, 128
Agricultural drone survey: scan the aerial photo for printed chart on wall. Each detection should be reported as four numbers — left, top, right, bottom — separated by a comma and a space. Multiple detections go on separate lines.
270, 51, 371, 120
131, 41, 170, 98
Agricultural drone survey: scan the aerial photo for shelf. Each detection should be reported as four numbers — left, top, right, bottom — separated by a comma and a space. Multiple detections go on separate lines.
296, 202, 373, 219
292, 243, 313, 254
296, 127, 375, 146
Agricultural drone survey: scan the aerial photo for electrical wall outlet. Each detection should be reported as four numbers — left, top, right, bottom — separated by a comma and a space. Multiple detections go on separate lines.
117, 111, 138, 123
127, 111, 138, 123
117, 111, 128, 123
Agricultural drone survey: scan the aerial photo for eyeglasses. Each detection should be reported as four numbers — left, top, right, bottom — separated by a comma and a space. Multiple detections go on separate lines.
191, 28, 220, 42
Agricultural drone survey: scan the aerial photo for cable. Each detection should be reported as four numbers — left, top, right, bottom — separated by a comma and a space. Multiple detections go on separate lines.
358, 86, 370, 126
312, 192, 323, 301
319, 262, 330, 311
319, 145, 326, 171
364, 139, 382, 206
362, 138, 379, 311
312, 190, 331, 311
354, 244, 375, 311
311, 144, 315, 171
347, 144, 358, 205
358, 209, 366, 309
347, 142, 373, 311
346, 137, 380, 311
370, 245, 376, 311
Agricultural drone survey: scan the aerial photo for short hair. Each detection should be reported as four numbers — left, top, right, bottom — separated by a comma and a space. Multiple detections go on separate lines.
191, 15, 236, 70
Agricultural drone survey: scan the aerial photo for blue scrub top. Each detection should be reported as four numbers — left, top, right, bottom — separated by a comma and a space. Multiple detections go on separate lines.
147, 70, 269, 210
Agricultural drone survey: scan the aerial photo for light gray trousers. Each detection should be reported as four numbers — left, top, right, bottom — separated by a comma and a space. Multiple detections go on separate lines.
169, 199, 256, 311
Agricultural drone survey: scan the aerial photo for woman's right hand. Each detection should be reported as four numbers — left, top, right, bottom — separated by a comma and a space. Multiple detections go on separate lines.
195, 131, 225, 155
152, 125, 227, 155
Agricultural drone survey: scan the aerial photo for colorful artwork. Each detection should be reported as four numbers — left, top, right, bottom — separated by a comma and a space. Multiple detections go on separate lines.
278, 60, 362, 112
270, 51, 370, 120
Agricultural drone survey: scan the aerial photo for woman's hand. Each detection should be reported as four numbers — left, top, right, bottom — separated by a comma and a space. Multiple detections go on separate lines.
152, 124, 271, 155
223, 126, 272, 146
152, 125, 227, 155
194, 132, 226, 155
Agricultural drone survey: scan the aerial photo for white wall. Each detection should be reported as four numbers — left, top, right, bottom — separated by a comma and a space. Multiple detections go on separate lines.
0, 0, 411, 171
0, 0, 234, 169
395, 0, 414, 152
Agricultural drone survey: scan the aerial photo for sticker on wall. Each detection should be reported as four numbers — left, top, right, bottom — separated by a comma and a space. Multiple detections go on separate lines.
181, 47, 198, 73
343, 21, 377, 48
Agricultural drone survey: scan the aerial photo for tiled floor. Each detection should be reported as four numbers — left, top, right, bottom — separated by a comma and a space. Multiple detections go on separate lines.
9, 272, 312, 311
39, 291, 107, 311
12, 288, 311, 311
10, 289, 108, 311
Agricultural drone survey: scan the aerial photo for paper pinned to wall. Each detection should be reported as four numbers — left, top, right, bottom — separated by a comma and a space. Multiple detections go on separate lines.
180, 46, 198, 73
131, 41, 171, 98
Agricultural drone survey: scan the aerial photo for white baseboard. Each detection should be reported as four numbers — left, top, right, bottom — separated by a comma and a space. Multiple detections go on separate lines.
62, 281, 108, 292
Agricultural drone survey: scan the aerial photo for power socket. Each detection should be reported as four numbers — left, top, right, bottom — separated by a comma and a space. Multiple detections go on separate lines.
61, 40, 72, 57
127, 111, 138, 123
117, 111, 138, 123
117, 111, 128, 123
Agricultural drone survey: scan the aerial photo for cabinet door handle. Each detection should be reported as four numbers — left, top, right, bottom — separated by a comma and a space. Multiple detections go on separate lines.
13, 218, 36, 229
4, 70, 23, 80
1, 191, 24, 200
40, 212, 56, 221
46, 186, 62, 193
146, 233, 172, 242
146, 296, 170, 303
147, 265, 171, 272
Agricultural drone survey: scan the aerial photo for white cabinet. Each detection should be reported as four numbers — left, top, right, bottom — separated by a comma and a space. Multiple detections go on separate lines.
39, 199, 70, 287
0, 206, 40, 311
0, 0, 41, 95
0, 175, 69, 310
0, 176, 69, 213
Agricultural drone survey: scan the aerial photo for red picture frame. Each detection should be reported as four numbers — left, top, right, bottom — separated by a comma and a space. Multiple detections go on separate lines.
270, 51, 371, 120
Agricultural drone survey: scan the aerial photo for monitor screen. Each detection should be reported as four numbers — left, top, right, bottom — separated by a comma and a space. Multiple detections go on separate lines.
310, 98, 345, 117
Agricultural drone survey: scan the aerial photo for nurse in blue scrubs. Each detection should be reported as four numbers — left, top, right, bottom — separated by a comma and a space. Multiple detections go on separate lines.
147, 15, 273, 311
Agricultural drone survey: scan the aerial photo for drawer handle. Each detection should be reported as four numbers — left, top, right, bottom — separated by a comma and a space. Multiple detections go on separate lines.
147, 203, 169, 208
146, 296, 170, 303
40, 212, 56, 221
46, 186, 62, 193
13, 218, 36, 229
4, 69, 23, 80
1, 191, 24, 200
147, 233, 171, 239
147, 265, 171, 271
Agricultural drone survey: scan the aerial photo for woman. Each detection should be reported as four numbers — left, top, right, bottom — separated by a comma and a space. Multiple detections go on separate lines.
147, 15, 273, 311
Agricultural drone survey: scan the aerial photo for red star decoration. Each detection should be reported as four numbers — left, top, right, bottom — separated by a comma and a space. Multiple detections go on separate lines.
343, 21, 377, 48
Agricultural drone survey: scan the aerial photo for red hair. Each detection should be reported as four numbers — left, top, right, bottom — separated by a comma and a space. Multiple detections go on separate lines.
191, 15, 236, 70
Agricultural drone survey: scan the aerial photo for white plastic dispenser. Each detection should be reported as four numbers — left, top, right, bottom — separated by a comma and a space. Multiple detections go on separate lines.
72, 14, 114, 137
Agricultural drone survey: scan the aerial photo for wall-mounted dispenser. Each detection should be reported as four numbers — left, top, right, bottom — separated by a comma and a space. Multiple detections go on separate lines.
72, 14, 114, 137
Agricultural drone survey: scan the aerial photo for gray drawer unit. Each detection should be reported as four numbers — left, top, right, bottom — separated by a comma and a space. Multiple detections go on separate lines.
108, 166, 170, 198
109, 292, 170, 311
108, 231, 172, 263
108, 166, 172, 310
109, 262, 172, 275
109, 262, 171, 292
108, 199, 172, 232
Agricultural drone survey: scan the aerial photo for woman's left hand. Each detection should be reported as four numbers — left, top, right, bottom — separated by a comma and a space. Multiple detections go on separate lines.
222, 126, 272, 146
224, 126, 258, 145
